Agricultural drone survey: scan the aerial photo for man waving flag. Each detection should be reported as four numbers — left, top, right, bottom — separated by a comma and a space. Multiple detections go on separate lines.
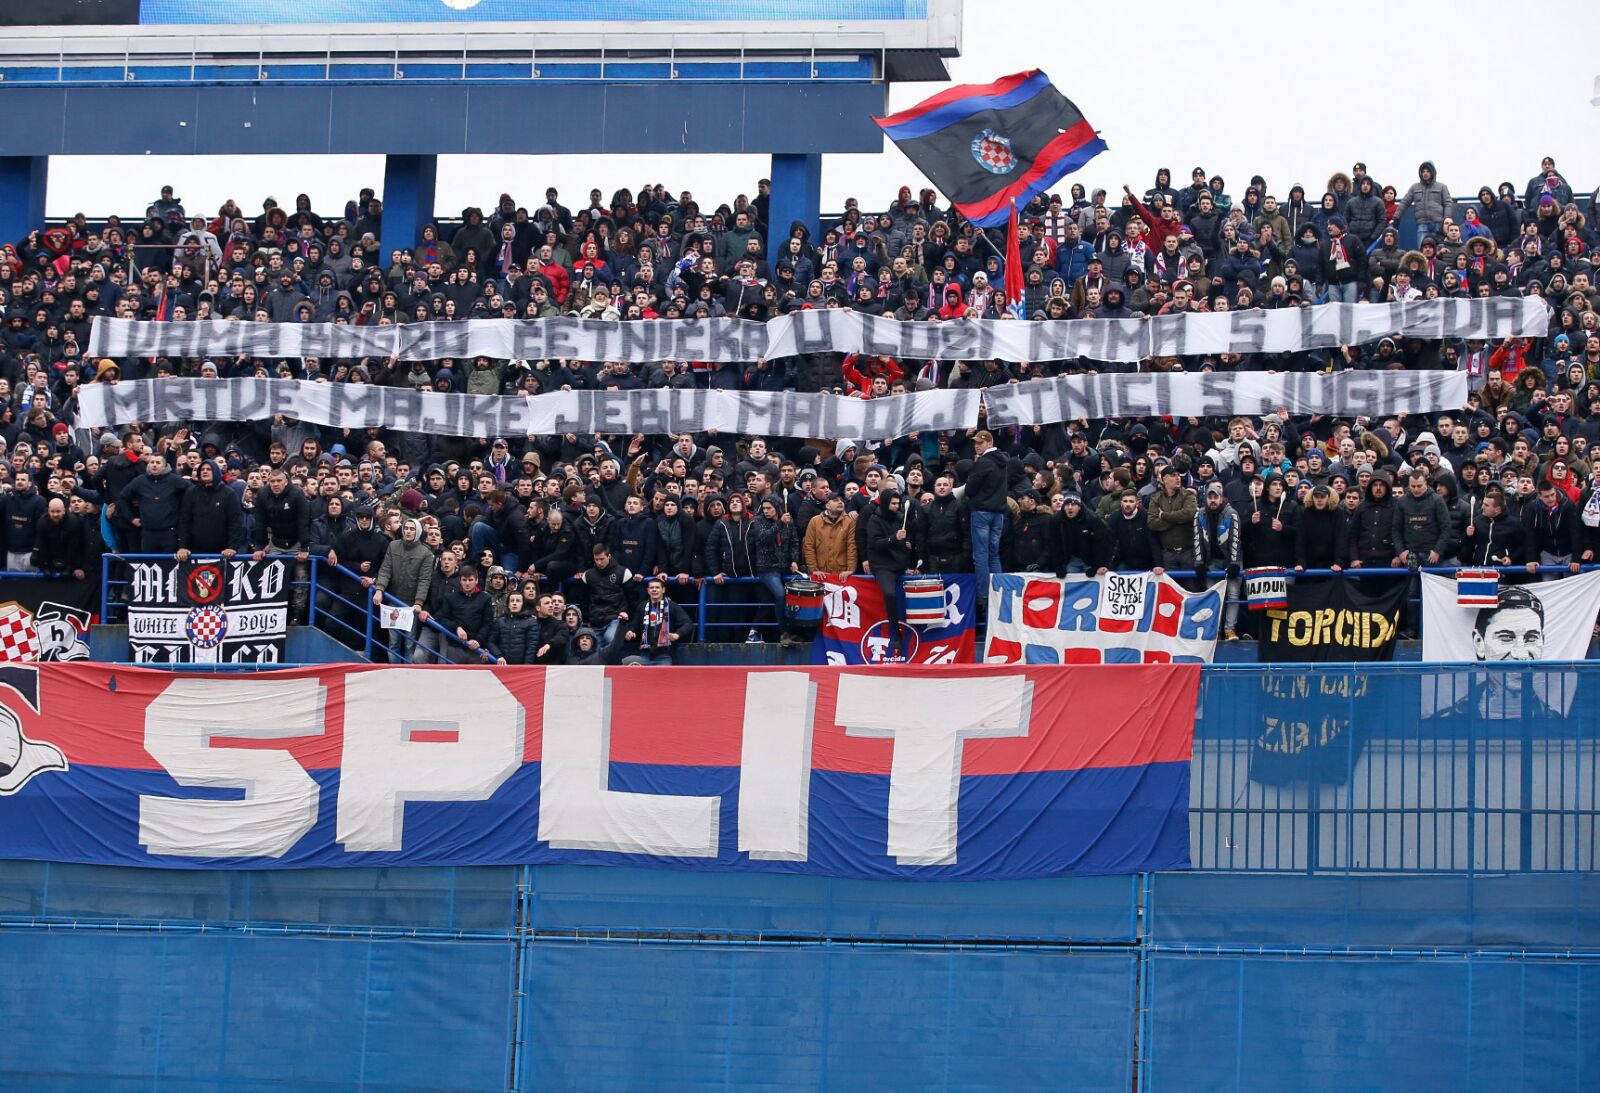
875, 70, 1107, 229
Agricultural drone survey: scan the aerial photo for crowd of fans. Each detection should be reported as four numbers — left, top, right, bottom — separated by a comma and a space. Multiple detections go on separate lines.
2, 157, 1599, 660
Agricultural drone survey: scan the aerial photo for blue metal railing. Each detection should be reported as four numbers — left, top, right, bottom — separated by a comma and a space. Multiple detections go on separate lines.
73, 558, 1600, 666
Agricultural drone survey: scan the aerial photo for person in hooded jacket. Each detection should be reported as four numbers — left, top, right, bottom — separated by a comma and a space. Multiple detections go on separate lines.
175, 458, 244, 559
1345, 177, 1389, 246
564, 625, 623, 666
489, 589, 539, 665
1006, 491, 1057, 572
373, 518, 433, 662
1346, 470, 1399, 568
863, 489, 916, 660
1396, 161, 1454, 240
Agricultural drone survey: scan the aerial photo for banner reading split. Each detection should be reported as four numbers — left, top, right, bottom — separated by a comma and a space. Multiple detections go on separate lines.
86, 297, 1544, 364
0, 663, 1196, 879
983, 572, 1224, 664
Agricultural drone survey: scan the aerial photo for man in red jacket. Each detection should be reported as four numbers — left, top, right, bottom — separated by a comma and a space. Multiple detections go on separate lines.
1122, 184, 1183, 254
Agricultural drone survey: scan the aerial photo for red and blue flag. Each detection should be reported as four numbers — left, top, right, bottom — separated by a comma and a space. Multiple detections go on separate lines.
876, 69, 1107, 229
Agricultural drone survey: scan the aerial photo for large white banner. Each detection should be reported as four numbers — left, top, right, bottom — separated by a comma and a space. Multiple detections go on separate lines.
86, 297, 1545, 365
1420, 571, 1600, 720
982, 572, 1225, 665
76, 379, 981, 441
75, 369, 1471, 437
981, 369, 1469, 424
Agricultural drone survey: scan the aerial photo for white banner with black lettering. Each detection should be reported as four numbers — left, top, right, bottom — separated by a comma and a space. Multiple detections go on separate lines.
981, 368, 1471, 424
86, 296, 1545, 365
77, 380, 981, 441
76, 369, 1472, 438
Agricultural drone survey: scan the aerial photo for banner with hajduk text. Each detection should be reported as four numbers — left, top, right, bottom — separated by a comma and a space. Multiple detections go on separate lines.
0, 662, 1195, 879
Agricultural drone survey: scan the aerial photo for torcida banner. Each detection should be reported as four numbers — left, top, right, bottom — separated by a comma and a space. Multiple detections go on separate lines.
0, 662, 1195, 879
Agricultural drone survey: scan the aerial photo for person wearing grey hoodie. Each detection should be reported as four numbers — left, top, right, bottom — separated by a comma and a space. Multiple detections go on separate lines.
1395, 161, 1454, 241
373, 518, 433, 661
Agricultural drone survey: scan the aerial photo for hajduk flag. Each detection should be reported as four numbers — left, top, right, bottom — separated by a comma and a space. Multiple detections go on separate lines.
875, 70, 1107, 229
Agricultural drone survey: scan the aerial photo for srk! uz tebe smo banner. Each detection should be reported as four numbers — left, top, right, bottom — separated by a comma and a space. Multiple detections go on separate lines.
0, 662, 1197, 880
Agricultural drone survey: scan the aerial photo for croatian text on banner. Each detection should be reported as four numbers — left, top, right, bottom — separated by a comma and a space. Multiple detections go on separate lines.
77, 369, 1468, 439
982, 369, 1470, 425
127, 558, 289, 663
87, 297, 1544, 364
1250, 578, 1405, 787
983, 572, 1224, 664
1258, 577, 1407, 663
79, 381, 979, 443
0, 663, 1196, 879
1419, 571, 1600, 721
813, 573, 977, 665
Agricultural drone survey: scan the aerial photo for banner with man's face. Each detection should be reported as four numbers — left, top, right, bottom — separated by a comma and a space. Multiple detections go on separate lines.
1420, 572, 1600, 720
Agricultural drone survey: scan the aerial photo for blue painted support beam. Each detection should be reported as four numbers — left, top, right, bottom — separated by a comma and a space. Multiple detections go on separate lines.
380, 153, 437, 269
767, 153, 822, 257
0, 156, 48, 248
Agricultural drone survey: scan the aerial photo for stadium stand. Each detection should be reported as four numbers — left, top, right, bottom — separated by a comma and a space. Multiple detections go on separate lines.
6, 159, 1600, 661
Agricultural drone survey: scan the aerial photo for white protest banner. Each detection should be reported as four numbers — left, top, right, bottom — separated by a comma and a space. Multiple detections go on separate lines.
86, 297, 1545, 365
74, 369, 1471, 438
981, 369, 1471, 425
982, 571, 1225, 665
75, 380, 982, 441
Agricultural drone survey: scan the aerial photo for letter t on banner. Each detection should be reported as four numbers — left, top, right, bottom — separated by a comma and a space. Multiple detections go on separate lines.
538, 667, 721, 857
836, 675, 1031, 866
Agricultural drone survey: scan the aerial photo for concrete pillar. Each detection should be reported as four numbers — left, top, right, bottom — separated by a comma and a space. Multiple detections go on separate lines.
380, 153, 438, 269
0, 156, 49, 246
767, 153, 822, 255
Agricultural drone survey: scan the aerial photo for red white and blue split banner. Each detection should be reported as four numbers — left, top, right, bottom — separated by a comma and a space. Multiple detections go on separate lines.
984, 572, 1225, 664
0, 662, 1195, 879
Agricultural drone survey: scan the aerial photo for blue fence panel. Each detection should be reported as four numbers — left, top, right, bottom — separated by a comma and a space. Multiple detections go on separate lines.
1148, 873, 1600, 952
1193, 664, 1600, 873
527, 865, 1139, 941
0, 861, 519, 933
0, 930, 518, 1090
1145, 952, 1600, 1093
520, 940, 1136, 1092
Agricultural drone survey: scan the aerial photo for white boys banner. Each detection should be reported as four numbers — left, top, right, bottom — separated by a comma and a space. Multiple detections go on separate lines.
982, 572, 1225, 665
1419, 571, 1600, 721
87, 296, 1543, 365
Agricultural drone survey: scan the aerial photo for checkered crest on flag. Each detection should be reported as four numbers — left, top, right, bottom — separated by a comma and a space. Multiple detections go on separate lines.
0, 603, 41, 663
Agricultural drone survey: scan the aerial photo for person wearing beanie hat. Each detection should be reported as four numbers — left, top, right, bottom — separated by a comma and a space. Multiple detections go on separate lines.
1320, 214, 1365, 303
1056, 490, 1110, 576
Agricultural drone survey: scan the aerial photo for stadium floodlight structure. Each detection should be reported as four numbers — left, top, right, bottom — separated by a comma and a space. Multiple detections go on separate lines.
0, 0, 963, 256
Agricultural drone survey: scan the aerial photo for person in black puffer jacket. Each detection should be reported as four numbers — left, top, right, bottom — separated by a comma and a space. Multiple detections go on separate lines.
489, 590, 539, 665
863, 489, 916, 660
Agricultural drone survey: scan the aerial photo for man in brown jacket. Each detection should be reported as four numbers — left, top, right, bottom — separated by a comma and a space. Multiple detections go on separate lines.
802, 496, 859, 574
1147, 464, 1198, 570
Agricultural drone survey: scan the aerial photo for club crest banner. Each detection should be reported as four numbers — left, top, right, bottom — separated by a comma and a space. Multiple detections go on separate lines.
126, 558, 289, 663
812, 573, 978, 665
983, 572, 1224, 664
0, 662, 1197, 879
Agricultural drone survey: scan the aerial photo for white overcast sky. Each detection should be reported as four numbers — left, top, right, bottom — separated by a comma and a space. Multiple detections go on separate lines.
46, 0, 1600, 220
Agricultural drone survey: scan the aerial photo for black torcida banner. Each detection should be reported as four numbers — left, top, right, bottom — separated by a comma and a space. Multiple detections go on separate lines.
1250, 577, 1407, 786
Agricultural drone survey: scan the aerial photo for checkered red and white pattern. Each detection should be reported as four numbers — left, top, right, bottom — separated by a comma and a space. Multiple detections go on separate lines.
0, 603, 40, 663
184, 605, 228, 649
